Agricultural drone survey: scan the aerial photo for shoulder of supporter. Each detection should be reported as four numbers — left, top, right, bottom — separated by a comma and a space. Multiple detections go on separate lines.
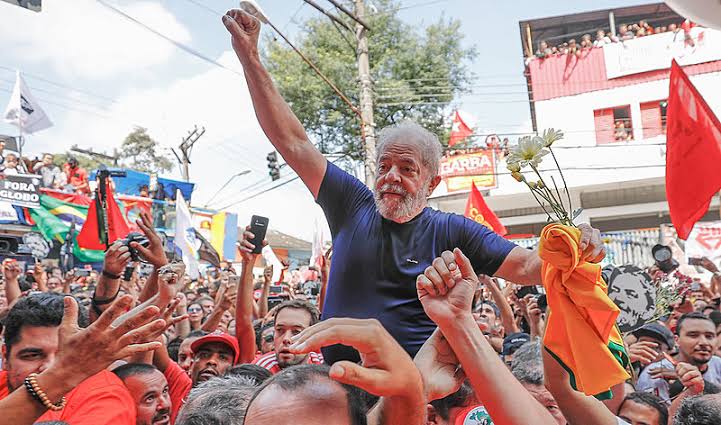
637, 359, 673, 388
39, 370, 136, 425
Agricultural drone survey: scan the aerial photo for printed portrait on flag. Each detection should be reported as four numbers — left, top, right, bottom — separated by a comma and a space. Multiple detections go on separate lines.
604, 265, 656, 333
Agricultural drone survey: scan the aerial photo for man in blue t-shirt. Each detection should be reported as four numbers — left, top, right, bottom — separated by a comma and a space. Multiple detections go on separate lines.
225, 10, 605, 363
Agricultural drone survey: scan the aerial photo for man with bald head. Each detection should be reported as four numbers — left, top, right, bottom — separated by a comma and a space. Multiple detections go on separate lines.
224, 8, 606, 364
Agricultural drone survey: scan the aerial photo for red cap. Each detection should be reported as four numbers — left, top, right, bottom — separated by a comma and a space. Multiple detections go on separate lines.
190, 331, 240, 364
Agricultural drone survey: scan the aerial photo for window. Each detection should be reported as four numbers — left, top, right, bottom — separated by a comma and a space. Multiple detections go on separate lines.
594, 105, 633, 144
640, 100, 668, 139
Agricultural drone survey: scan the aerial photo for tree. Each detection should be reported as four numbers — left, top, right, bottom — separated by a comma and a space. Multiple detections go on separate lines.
118, 127, 173, 174
263, 0, 476, 161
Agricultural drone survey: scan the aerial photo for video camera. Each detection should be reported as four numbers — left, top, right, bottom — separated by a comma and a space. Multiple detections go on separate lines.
119, 232, 150, 262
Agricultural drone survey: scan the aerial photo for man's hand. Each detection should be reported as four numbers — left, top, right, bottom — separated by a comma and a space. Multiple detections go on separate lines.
223, 9, 261, 65
263, 265, 273, 283
2, 259, 21, 281
219, 289, 237, 311
628, 341, 662, 367
577, 223, 605, 263
414, 328, 464, 402
417, 248, 477, 326
648, 366, 678, 381
132, 211, 168, 268
157, 264, 185, 305
289, 318, 423, 399
103, 241, 131, 276
55, 295, 165, 387
698, 257, 719, 274
676, 362, 704, 395
238, 225, 267, 264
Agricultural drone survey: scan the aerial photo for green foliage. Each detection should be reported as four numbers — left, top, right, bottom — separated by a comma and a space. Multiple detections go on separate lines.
263, 0, 476, 160
118, 127, 173, 174
53, 152, 106, 171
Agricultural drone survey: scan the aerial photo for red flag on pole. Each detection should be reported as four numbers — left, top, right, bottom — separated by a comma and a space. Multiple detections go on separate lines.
77, 181, 131, 250
666, 60, 721, 240
464, 182, 507, 236
449, 111, 473, 147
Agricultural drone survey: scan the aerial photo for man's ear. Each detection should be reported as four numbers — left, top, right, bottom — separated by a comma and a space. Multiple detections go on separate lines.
426, 404, 440, 425
427, 175, 442, 197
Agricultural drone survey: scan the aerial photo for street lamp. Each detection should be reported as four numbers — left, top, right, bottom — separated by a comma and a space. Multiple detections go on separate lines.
204, 169, 251, 207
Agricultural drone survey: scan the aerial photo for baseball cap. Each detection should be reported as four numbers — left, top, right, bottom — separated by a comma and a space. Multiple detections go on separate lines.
632, 322, 674, 350
501, 332, 531, 356
190, 331, 240, 363
454, 405, 494, 425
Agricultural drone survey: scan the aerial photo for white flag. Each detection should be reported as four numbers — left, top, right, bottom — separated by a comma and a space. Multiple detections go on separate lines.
309, 216, 325, 269
262, 244, 283, 282
4, 71, 53, 134
174, 189, 200, 279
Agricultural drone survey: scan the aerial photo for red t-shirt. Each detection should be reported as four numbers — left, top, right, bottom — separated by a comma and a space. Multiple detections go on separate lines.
64, 164, 90, 193
164, 360, 192, 424
252, 351, 324, 374
0, 369, 136, 424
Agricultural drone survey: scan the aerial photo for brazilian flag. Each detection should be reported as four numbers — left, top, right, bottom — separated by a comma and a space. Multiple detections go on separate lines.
29, 195, 105, 263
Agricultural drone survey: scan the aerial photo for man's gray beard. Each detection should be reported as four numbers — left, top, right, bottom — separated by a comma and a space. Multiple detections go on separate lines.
374, 181, 429, 222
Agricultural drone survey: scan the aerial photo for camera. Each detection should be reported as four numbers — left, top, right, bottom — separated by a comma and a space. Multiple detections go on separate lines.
119, 232, 150, 262
652, 244, 678, 274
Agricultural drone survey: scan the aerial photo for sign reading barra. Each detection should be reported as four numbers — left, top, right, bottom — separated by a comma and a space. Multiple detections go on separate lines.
0, 174, 41, 208
438, 150, 497, 193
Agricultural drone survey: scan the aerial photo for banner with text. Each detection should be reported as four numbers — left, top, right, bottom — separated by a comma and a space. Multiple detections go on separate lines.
685, 221, 721, 266
604, 27, 721, 79
0, 173, 41, 208
438, 150, 497, 193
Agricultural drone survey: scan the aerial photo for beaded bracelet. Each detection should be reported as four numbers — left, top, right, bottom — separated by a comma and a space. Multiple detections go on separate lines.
24, 373, 66, 411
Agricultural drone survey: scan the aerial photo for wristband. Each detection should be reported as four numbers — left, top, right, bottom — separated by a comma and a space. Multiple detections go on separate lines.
24, 373, 66, 411
102, 270, 121, 280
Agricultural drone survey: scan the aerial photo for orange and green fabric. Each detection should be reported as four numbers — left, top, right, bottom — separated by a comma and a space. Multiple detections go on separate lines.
539, 223, 630, 398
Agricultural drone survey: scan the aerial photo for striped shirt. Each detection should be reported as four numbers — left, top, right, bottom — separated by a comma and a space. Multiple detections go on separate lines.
253, 351, 324, 374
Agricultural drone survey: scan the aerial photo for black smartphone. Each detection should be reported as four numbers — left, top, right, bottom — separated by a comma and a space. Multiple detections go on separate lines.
270, 285, 284, 294
516, 285, 540, 299
249, 215, 269, 254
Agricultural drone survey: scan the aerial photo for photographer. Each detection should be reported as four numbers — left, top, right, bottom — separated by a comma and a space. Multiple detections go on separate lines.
91, 211, 169, 320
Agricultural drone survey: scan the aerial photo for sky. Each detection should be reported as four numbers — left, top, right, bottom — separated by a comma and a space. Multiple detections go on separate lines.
0, 0, 635, 241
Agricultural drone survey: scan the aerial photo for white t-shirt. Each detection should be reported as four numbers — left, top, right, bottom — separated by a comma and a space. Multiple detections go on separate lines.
637, 356, 721, 401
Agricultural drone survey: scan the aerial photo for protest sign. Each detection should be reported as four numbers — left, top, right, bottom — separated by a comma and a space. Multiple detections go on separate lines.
0, 173, 41, 208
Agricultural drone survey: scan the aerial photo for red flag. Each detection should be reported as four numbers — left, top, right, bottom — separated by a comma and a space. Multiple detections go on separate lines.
77, 181, 131, 250
449, 111, 473, 147
464, 182, 506, 236
666, 60, 721, 240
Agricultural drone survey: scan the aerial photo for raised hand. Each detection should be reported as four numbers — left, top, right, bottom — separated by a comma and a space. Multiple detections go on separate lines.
103, 241, 131, 276
414, 328, 464, 402
157, 263, 186, 305
238, 225, 267, 264
132, 211, 168, 268
577, 223, 605, 263
55, 295, 165, 386
417, 248, 478, 326
2, 259, 21, 281
628, 341, 661, 367
289, 318, 423, 398
222, 9, 262, 65
676, 362, 704, 395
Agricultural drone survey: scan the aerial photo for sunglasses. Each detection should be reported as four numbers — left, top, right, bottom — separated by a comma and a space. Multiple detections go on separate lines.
188, 306, 202, 313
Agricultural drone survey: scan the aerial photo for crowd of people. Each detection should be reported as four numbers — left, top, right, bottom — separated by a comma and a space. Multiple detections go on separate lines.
531, 20, 696, 60
1, 9, 721, 425
0, 144, 91, 195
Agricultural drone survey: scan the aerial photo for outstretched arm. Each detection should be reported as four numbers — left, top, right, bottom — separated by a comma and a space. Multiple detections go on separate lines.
223, 10, 327, 198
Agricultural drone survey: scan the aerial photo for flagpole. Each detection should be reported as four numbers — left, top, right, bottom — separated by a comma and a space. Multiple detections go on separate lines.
16, 71, 25, 173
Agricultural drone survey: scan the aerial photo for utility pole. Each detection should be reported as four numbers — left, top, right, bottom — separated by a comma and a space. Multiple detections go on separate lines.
354, 0, 376, 187
173, 126, 205, 181
70, 145, 119, 166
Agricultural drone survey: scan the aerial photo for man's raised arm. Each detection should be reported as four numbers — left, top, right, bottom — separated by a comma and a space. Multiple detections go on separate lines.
223, 9, 327, 198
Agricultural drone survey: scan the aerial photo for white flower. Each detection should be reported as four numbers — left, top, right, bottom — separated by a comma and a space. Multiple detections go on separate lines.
507, 136, 549, 168
541, 128, 564, 147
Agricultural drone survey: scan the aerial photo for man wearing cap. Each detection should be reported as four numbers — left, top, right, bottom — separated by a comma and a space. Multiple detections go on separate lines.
154, 330, 239, 423
501, 333, 531, 368
628, 322, 674, 374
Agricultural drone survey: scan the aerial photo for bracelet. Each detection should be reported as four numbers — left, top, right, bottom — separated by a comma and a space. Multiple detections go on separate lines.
102, 270, 121, 280
24, 373, 66, 411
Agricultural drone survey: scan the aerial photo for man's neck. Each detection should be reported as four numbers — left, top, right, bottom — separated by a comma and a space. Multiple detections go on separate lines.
676, 353, 710, 372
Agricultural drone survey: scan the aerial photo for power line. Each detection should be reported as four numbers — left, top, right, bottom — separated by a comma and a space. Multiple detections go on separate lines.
0, 65, 118, 104
96, 0, 243, 77
183, 0, 222, 15
217, 174, 302, 210
0, 86, 112, 120
0, 77, 111, 111
283, 3, 307, 33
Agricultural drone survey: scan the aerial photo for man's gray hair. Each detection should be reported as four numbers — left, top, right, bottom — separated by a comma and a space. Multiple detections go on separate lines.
674, 394, 721, 425
511, 340, 544, 386
176, 375, 259, 425
375, 121, 443, 177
